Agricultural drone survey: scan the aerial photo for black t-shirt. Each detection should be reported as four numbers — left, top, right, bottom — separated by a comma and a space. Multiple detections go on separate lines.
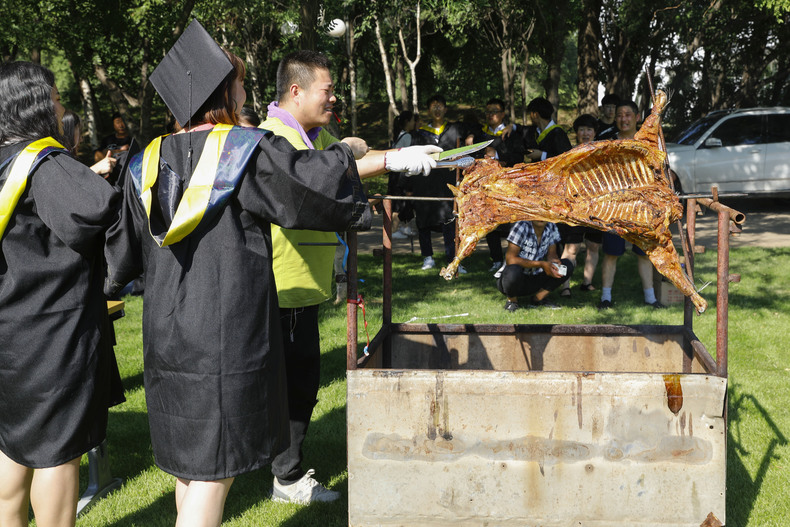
98, 134, 133, 154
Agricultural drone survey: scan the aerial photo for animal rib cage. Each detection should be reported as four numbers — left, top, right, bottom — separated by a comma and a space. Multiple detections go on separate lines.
441, 90, 707, 313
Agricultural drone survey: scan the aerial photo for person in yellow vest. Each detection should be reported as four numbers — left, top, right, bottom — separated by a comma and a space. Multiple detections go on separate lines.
0, 61, 122, 527
262, 50, 440, 505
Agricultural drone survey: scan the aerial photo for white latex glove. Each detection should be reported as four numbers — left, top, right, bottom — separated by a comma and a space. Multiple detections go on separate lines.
384, 145, 443, 176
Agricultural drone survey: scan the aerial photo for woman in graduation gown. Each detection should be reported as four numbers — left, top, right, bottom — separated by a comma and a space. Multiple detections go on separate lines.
0, 62, 122, 527
103, 21, 372, 525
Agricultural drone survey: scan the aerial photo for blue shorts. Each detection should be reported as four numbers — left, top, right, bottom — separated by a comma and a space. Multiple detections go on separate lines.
602, 232, 646, 256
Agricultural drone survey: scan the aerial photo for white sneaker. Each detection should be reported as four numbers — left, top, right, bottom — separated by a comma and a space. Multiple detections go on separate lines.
488, 261, 502, 272
457, 265, 467, 274
493, 263, 506, 279
392, 228, 409, 240
421, 256, 435, 270
272, 469, 340, 505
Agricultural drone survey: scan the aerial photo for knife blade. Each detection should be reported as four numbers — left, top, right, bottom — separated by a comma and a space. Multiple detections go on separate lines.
430, 139, 493, 161
435, 156, 476, 170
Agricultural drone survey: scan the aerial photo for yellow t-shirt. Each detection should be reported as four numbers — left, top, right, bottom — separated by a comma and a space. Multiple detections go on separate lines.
261, 117, 340, 308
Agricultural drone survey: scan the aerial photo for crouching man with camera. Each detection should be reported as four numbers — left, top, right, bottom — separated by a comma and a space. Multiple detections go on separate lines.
497, 220, 575, 311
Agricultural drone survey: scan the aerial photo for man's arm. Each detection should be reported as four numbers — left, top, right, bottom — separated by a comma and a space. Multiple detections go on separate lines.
505, 242, 548, 273
354, 149, 387, 178
506, 242, 563, 278
350, 144, 441, 179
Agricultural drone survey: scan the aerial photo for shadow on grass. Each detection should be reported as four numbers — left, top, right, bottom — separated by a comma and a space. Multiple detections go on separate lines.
105, 492, 177, 527
727, 382, 788, 526
119, 371, 144, 393
222, 405, 349, 527
80, 404, 348, 526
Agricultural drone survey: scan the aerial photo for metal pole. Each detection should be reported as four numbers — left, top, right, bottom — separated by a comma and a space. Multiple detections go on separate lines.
716, 210, 729, 378
346, 232, 358, 371
383, 199, 392, 326
683, 199, 697, 327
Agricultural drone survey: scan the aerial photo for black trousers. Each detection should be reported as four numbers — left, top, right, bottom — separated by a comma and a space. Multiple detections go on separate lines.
271, 305, 321, 484
496, 258, 575, 299
418, 221, 456, 262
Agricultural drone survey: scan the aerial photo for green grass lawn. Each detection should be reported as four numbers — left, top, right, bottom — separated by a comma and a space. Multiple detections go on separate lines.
69, 244, 789, 526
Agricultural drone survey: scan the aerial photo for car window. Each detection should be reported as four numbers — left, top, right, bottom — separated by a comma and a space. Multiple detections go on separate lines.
765, 114, 790, 143
673, 114, 722, 145
709, 115, 763, 147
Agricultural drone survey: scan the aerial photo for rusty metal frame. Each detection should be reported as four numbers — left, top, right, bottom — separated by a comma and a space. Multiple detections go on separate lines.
347, 196, 739, 379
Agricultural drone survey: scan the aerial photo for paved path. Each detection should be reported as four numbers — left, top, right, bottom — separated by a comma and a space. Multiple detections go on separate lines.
355, 198, 790, 255
687, 198, 790, 249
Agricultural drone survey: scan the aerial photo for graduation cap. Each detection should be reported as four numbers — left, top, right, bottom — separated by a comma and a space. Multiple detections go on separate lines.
150, 19, 233, 126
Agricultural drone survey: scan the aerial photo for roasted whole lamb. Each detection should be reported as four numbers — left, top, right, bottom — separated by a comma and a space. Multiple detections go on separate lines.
440, 90, 707, 313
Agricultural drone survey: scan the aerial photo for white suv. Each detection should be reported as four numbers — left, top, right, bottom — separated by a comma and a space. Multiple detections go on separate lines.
666, 107, 790, 196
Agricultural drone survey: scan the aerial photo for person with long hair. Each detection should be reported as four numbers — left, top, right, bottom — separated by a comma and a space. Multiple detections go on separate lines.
104, 21, 437, 525
0, 61, 122, 527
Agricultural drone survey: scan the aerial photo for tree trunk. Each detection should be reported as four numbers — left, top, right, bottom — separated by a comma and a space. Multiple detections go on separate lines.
501, 47, 515, 122
137, 37, 155, 143
396, 57, 408, 110
519, 45, 531, 124
375, 15, 399, 140
398, 1, 422, 112
299, 0, 319, 51
576, 0, 601, 115
346, 17, 358, 136
244, 39, 264, 114
77, 77, 100, 149
536, 0, 568, 121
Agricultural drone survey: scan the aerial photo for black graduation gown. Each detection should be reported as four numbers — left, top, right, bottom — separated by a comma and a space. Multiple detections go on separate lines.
403, 122, 468, 229
104, 129, 371, 480
0, 142, 122, 468
524, 125, 573, 159
471, 124, 529, 168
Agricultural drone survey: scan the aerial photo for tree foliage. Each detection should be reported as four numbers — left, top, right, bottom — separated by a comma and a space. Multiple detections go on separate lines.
2, 0, 790, 145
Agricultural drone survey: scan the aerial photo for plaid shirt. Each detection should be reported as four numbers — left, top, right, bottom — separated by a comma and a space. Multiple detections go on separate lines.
506, 221, 561, 275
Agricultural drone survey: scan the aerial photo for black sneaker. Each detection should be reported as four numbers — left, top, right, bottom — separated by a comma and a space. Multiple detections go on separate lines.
646, 300, 667, 309
504, 300, 520, 312
598, 299, 613, 310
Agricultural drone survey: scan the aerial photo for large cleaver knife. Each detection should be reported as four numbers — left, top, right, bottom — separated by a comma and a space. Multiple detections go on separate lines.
430, 139, 493, 169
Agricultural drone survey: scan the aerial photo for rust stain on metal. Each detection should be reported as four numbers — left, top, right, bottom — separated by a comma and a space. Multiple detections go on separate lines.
663, 374, 684, 415
700, 512, 723, 527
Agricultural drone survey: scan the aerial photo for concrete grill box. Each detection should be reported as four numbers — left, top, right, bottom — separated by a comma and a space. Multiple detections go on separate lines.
347, 323, 726, 526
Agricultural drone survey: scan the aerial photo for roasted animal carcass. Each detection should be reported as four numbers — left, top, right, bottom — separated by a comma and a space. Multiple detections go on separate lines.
440, 90, 707, 313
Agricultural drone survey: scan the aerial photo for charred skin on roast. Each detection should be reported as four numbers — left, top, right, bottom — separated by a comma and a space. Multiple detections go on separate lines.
440, 90, 707, 313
